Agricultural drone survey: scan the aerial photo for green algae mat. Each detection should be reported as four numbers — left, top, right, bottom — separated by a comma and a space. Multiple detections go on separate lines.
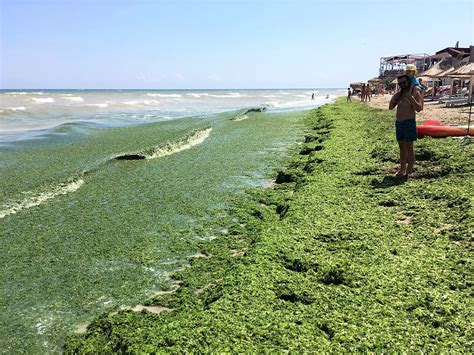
66, 101, 474, 351
1, 109, 308, 352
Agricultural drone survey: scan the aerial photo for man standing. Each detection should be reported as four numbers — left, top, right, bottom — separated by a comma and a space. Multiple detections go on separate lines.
347, 87, 352, 102
389, 75, 423, 177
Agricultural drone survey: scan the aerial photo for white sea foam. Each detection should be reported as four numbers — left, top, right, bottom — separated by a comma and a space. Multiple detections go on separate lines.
84, 103, 108, 108
0, 178, 84, 219
124, 100, 160, 106
147, 93, 182, 98
208, 93, 242, 98
31, 97, 55, 103
232, 114, 248, 122
61, 96, 84, 102
4, 91, 44, 95
4, 106, 27, 111
147, 128, 212, 159
186, 93, 209, 98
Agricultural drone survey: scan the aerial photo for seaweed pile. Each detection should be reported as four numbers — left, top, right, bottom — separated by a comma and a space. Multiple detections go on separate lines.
66, 100, 473, 352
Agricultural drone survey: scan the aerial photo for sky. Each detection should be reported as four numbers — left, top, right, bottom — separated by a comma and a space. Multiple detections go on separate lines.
0, 0, 473, 89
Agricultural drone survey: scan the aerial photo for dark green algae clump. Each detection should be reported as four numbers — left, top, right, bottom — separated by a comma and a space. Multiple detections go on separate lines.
66, 100, 473, 352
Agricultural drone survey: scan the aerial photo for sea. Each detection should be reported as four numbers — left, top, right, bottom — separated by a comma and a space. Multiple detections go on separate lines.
0, 88, 343, 352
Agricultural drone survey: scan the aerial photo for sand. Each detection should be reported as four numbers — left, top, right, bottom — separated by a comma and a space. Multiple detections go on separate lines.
363, 94, 472, 125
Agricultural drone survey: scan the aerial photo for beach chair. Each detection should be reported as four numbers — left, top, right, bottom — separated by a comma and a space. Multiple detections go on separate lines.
445, 97, 474, 107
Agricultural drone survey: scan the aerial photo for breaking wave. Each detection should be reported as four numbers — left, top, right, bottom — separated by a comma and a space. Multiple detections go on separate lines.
230, 106, 267, 121
61, 96, 84, 102
3, 92, 43, 95
2, 106, 27, 111
186, 93, 209, 98
123, 100, 160, 106
146, 93, 182, 98
208, 92, 242, 98
31, 98, 55, 104
0, 177, 84, 219
115, 127, 212, 160
84, 103, 108, 108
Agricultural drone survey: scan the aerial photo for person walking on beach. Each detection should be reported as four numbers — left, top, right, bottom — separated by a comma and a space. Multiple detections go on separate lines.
311, 93, 315, 100
347, 87, 352, 102
389, 75, 423, 177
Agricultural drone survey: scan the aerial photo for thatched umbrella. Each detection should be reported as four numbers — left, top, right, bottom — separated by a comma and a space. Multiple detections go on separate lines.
447, 63, 474, 135
435, 67, 458, 100
417, 61, 445, 77
350, 82, 364, 89
418, 62, 450, 97
368, 78, 382, 83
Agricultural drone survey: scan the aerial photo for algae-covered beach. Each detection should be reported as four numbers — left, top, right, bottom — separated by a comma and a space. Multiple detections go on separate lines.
2, 1, 473, 352
65, 99, 473, 352
2, 90, 329, 352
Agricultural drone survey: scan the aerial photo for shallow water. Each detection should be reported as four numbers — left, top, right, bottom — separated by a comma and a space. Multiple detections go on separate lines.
0, 90, 335, 352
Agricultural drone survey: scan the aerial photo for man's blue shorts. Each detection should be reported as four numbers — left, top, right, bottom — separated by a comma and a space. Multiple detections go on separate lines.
395, 119, 417, 142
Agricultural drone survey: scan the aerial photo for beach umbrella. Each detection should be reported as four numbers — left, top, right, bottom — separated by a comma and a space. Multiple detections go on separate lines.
350, 82, 364, 89
418, 62, 449, 98
435, 67, 457, 99
448, 63, 474, 136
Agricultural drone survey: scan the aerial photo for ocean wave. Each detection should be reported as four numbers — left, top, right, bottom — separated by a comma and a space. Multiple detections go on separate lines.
265, 99, 320, 109
231, 106, 267, 121
232, 114, 248, 122
31, 97, 55, 103
3, 106, 27, 111
185, 92, 242, 98
4, 91, 44, 95
61, 96, 84, 102
123, 100, 160, 106
208, 93, 243, 98
84, 103, 108, 108
0, 177, 84, 219
147, 93, 182, 98
115, 127, 212, 160
186, 93, 209, 98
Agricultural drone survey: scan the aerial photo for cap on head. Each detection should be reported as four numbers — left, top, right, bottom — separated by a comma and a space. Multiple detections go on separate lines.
405, 64, 417, 74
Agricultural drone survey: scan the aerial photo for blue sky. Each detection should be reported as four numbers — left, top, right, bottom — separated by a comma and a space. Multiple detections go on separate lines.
1, 0, 473, 89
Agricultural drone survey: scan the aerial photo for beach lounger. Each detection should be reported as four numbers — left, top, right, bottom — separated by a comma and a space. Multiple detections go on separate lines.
445, 97, 474, 107
438, 95, 465, 104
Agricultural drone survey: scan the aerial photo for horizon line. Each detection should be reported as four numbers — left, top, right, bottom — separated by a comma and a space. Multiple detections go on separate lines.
0, 87, 345, 91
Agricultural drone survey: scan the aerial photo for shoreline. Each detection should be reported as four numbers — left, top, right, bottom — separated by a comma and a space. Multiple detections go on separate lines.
67, 99, 473, 352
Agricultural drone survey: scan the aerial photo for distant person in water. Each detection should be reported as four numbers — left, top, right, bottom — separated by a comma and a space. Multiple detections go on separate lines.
311, 93, 315, 100
389, 75, 423, 177
347, 87, 352, 102
325, 94, 329, 99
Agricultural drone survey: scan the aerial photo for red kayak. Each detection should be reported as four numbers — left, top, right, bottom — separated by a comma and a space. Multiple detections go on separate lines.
417, 119, 473, 138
